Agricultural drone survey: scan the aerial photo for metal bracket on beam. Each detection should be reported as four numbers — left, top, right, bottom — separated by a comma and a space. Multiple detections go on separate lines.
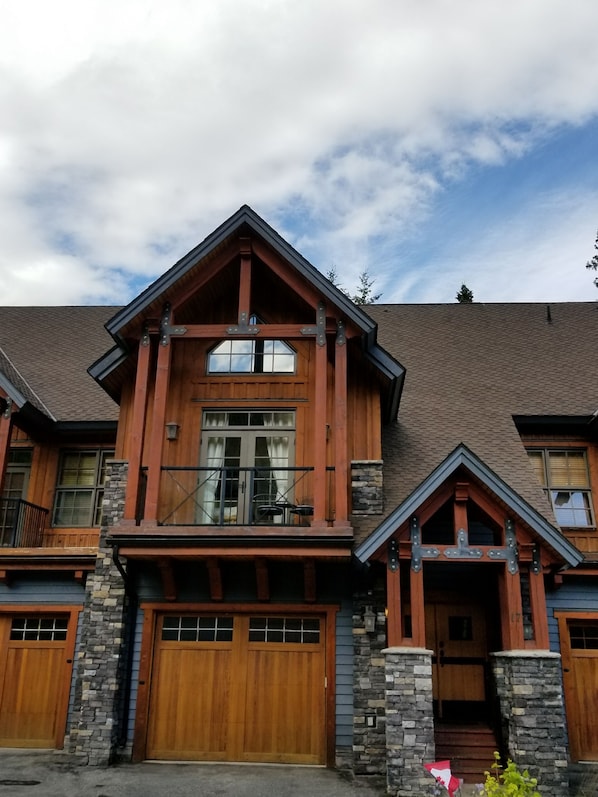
388, 538, 399, 572
227, 310, 260, 335
531, 543, 542, 575
140, 322, 150, 347
488, 519, 518, 574
445, 528, 483, 560
0, 397, 12, 419
301, 302, 327, 346
336, 320, 346, 346
160, 303, 187, 346
411, 516, 439, 572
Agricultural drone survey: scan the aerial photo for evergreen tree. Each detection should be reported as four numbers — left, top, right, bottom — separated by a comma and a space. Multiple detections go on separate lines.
586, 230, 598, 287
325, 267, 381, 304
456, 284, 474, 303
351, 270, 382, 304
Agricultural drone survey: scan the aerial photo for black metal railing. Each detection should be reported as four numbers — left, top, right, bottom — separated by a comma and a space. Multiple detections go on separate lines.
0, 498, 49, 547
153, 466, 334, 526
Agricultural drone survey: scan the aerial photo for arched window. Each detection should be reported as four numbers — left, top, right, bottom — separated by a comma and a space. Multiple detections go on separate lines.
207, 317, 296, 374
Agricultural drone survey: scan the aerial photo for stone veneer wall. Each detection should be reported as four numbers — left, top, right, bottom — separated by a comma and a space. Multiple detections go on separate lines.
491, 651, 569, 797
351, 460, 383, 514
352, 592, 388, 777
384, 648, 437, 796
66, 460, 129, 765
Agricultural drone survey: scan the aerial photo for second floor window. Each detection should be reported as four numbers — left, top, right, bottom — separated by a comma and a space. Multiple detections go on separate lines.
207, 338, 296, 374
207, 318, 296, 374
52, 449, 114, 527
527, 448, 594, 528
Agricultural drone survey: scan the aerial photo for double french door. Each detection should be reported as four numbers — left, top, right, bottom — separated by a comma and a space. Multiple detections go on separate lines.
199, 410, 295, 524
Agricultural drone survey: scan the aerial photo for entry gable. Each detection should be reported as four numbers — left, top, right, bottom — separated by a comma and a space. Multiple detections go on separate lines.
355, 443, 583, 568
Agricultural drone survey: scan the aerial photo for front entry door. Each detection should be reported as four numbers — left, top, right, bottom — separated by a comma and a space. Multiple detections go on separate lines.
426, 602, 488, 720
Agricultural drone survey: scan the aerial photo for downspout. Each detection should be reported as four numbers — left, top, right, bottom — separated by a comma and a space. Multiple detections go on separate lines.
112, 545, 138, 750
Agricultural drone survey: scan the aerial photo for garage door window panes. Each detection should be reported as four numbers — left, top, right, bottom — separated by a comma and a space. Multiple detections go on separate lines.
248, 617, 320, 643
161, 616, 234, 642
10, 617, 68, 641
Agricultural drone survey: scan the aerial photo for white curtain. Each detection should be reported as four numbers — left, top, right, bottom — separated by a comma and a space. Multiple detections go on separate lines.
200, 413, 227, 522
263, 413, 291, 504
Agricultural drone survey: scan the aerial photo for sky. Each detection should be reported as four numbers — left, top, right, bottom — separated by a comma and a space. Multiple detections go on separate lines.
1, 0, 598, 307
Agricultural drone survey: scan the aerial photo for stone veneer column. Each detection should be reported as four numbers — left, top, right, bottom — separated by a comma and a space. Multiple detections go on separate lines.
384, 647, 437, 796
491, 651, 569, 797
66, 460, 129, 765
352, 598, 388, 776
351, 460, 384, 514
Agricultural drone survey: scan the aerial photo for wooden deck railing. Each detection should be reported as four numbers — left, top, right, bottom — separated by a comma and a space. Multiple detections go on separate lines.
0, 498, 49, 547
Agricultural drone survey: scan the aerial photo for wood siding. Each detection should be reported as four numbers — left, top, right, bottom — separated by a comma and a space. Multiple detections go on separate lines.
116, 333, 382, 522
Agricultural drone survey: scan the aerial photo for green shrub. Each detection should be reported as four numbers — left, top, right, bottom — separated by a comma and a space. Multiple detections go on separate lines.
478, 753, 541, 797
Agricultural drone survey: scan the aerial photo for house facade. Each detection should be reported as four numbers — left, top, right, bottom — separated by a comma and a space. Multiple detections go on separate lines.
0, 206, 597, 796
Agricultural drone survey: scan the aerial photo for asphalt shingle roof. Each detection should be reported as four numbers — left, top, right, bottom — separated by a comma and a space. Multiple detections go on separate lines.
364, 301, 598, 526
0, 306, 120, 423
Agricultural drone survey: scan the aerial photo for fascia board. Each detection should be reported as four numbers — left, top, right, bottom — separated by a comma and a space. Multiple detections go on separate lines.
88, 345, 129, 383
0, 372, 27, 409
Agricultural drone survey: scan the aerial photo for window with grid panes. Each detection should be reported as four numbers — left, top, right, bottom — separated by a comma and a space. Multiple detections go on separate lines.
527, 449, 594, 528
52, 449, 113, 527
207, 315, 296, 374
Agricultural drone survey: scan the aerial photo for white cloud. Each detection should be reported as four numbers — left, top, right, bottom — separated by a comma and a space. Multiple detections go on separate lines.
0, 0, 598, 304
400, 187, 598, 304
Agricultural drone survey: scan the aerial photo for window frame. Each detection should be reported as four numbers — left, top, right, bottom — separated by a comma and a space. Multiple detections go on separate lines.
527, 447, 595, 529
206, 317, 297, 375
52, 448, 114, 528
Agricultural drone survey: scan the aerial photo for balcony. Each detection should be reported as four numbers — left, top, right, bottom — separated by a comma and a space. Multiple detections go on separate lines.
0, 498, 49, 547
146, 466, 335, 527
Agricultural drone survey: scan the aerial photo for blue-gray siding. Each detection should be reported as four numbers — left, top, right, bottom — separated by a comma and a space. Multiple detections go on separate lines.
335, 599, 354, 748
546, 578, 598, 652
126, 606, 144, 744
0, 578, 85, 605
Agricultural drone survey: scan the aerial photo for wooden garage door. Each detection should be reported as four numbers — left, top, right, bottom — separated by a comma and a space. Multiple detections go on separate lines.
146, 613, 326, 764
0, 614, 74, 748
559, 617, 598, 761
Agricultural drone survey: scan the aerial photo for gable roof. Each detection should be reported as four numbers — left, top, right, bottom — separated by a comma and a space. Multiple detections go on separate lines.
106, 205, 380, 343
0, 306, 120, 424
355, 443, 583, 567
92, 206, 405, 421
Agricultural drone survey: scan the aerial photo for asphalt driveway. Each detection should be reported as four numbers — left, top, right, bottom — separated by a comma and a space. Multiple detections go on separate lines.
0, 751, 386, 797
